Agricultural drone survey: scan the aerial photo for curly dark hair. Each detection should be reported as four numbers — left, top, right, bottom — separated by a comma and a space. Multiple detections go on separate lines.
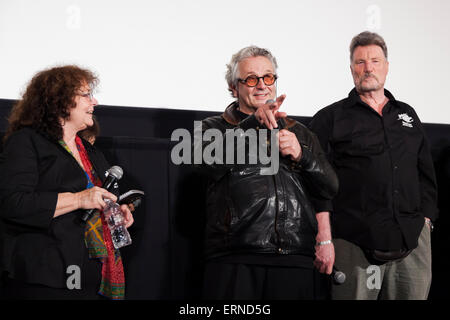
4, 65, 99, 143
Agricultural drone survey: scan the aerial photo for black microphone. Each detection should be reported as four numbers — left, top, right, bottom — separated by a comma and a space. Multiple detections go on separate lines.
331, 266, 346, 285
80, 166, 123, 223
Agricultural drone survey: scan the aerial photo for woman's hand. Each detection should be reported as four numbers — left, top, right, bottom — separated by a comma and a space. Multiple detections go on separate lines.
76, 186, 117, 211
120, 204, 134, 228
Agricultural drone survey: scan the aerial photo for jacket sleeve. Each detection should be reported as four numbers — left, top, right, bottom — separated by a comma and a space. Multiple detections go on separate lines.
409, 108, 439, 221
306, 109, 337, 212
0, 130, 57, 229
291, 125, 339, 208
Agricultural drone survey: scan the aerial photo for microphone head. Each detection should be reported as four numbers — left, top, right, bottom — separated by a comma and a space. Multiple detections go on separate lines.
108, 166, 123, 180
333, 271, 346, 284
266, 99, 275, 104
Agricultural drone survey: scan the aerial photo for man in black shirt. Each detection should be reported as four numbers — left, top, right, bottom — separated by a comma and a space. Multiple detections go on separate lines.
309, 31, 438, 300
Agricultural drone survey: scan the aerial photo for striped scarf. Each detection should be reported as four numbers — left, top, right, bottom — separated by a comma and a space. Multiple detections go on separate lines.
59, 136, 125, 299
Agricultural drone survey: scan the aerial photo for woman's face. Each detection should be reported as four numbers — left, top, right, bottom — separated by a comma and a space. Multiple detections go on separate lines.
66, 83, 98, 132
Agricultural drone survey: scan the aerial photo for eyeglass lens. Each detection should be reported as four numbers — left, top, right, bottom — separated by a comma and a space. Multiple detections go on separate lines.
245, 74, 276, 86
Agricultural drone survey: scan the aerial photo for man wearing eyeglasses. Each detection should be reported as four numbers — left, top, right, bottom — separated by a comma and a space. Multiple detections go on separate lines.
197, 45, 339, 300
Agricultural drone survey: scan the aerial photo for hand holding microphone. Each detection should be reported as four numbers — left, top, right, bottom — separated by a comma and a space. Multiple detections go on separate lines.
254, 95, 287, 129
265, 96, 302, 161
314, 245, 346, 284
80, 166, 123, 222
77, 187, 117, 211
331, 266, 346, 285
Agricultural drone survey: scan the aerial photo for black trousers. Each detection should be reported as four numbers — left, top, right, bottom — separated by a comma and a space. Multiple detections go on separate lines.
202, 262, 329, 300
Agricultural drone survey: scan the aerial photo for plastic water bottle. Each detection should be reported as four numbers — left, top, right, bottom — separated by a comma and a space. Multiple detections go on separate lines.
103, 199, 132, 249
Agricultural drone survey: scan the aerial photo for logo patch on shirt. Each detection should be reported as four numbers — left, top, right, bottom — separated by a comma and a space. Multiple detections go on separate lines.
397, 113, 414, 128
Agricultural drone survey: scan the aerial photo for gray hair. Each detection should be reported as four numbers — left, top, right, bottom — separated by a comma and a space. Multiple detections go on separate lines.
350, 31, 388, 62
226, 45, 278, 97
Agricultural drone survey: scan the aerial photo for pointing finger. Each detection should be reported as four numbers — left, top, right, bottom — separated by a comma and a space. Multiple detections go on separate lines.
276, 94, 286, 107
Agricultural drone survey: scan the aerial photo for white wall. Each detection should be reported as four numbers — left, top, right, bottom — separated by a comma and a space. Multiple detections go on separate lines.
1, 0, 449, 124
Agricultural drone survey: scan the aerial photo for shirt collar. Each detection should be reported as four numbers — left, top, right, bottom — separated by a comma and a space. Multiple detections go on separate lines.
347, 87, 398, 108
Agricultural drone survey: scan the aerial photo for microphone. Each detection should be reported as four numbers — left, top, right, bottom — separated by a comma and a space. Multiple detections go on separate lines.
80, 165, 123, 223
331, 266, 346, 285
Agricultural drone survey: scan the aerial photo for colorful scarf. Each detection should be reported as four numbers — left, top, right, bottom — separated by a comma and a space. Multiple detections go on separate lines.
59, 136, 125, 299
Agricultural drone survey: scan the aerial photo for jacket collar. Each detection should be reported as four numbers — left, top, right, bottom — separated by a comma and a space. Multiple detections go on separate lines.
222, 101, 243, 125
53, 133, 106, 182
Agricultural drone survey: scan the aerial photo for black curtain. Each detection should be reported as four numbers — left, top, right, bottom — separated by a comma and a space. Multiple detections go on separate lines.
1, 99, 449, 299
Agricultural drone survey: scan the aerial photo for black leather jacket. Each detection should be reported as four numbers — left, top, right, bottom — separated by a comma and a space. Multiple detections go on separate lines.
198, 102, 338, 259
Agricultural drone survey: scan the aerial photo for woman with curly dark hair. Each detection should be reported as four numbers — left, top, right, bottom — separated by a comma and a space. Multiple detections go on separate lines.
0, 65, 133, 300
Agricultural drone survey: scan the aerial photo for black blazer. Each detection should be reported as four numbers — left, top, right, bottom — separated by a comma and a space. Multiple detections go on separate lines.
0, 128, 118, 288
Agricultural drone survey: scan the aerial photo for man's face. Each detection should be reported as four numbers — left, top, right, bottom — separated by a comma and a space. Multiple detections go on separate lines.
231, 56, 276, 114
351, 45, 389, 93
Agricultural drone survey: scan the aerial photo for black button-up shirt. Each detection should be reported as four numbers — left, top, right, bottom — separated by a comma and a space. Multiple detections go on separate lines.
309, 88, 438, 251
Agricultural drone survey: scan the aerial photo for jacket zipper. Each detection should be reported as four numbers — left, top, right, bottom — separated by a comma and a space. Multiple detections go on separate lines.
272, 174, 282, 252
